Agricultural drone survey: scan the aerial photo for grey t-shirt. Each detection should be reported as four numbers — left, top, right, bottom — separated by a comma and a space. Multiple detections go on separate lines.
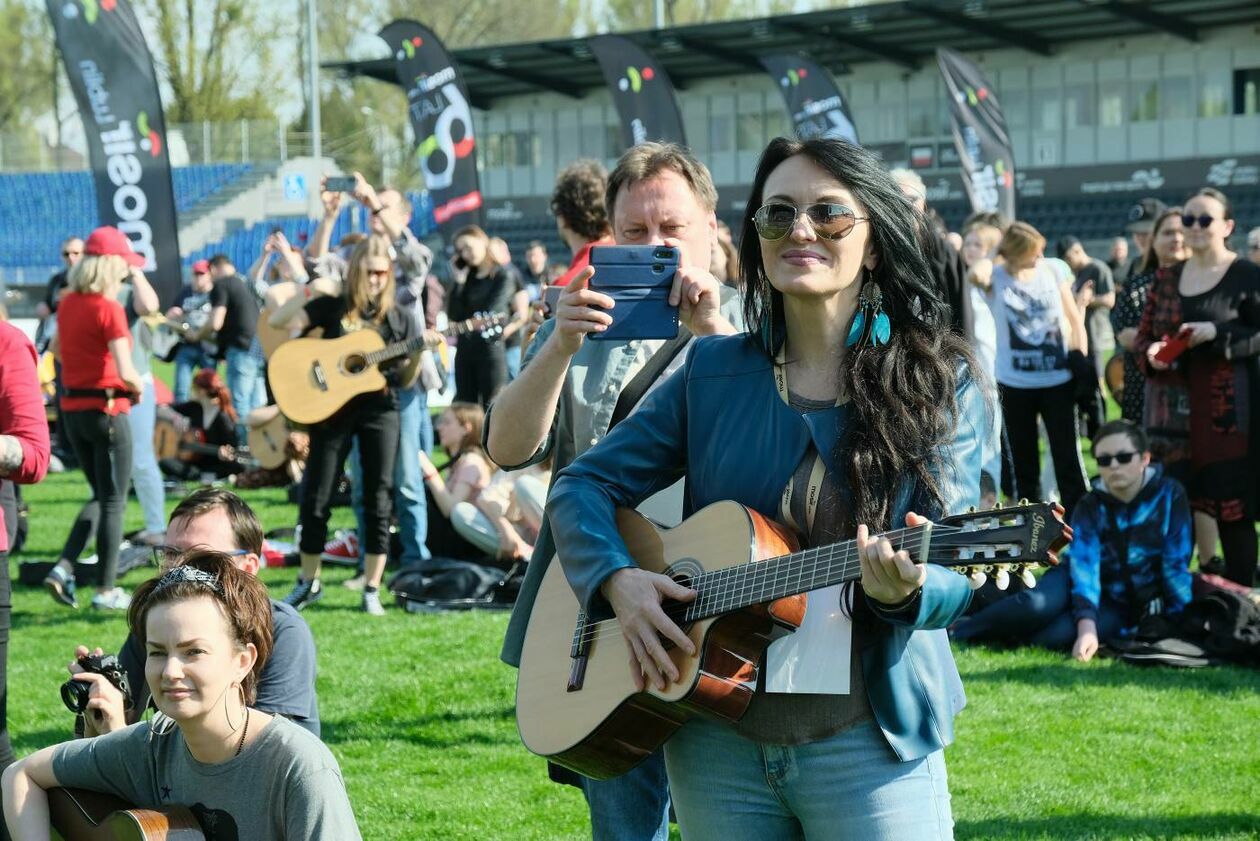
52, 714, 360, 841
119, 600, 320, 736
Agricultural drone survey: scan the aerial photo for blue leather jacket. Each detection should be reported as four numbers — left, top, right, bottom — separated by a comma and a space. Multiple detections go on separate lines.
547, 333, 988, 761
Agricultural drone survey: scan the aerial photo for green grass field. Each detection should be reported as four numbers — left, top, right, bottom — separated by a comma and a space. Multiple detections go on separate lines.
7, 471, 1260, 840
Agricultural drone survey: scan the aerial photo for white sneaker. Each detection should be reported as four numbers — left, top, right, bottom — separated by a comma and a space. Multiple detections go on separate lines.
362, 590, 385, 616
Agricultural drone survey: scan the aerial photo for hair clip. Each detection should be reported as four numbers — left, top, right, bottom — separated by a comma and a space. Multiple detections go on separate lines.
153, 565, 222, 595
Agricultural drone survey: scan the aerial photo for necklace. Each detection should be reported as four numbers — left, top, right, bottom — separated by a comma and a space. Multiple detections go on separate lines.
234, 707, 250, 757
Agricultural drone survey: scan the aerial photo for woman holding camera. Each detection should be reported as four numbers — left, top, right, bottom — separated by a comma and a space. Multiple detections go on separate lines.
43, 227, 147, 611
273, 235, 419, 615
547, 137, 988, 839
2, 552, 360, 839
1136, 188, 1260, 586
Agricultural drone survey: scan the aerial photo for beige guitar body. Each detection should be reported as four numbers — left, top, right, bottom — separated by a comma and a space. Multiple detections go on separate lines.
50, 787, 205, 840
268, 332, 415, 425
245, 405, 291, 469
516, 502, 803, 780
256, 281, 301, 360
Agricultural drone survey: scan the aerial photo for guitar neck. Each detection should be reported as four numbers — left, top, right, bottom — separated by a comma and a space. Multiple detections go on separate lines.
674, 524, 933, 624
361, 316, 500, 367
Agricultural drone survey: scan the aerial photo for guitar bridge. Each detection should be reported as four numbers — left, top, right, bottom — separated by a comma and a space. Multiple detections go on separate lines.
568, 611, 591, 692
567, 655, 588, 692
311, 360, 328, 392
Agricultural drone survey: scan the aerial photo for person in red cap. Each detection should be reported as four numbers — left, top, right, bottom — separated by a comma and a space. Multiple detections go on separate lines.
166, 259, 217, 402
43, 226, 147, 611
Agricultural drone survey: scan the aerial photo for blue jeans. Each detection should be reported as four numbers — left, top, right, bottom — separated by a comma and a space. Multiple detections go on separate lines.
224, 346, 262, 445
505, 345, 522, 381
580, 751, 670, 841
664, 717, 953, 841
349, 388, 433, 569
173, 343, 216, 403
951, 564, 1126, 649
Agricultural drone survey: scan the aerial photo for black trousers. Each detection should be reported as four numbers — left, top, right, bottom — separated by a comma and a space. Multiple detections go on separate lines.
60, 411, 133, 589
999, 380, 1087, 518
454, 342, 507, 408
298, 398, 400, 557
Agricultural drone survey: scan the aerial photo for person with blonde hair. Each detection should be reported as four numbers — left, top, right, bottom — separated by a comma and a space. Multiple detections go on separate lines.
972, 220, 1089, 515
275, 235, 420, 614
43, 227, 147, 611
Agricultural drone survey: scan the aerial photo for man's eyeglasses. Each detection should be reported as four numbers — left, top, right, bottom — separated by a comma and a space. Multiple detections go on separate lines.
1095, 452, 1138, 468
752, 202, 868, 241
1181, 213, 1218, 229
151, 545, 250, 567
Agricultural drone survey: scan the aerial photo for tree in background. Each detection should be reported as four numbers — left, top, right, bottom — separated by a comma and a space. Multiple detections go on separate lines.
0, 1, 57, 167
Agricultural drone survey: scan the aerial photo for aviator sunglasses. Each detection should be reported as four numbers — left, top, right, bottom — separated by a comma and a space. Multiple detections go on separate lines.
1095, 451, 1138, 468
753, 202, 868, 241
1181, 213, 1219, 229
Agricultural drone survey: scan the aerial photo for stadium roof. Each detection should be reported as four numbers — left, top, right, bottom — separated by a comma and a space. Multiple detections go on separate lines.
327, 0, 1260, 108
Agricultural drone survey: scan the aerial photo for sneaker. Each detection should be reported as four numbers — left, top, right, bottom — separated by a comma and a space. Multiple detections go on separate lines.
90, 588, 131, 610
342, 573, 367, 591
321, 531, 360, 565
44, 564, 78, 608
362, 589, 385, 616
283, 578, 323, 610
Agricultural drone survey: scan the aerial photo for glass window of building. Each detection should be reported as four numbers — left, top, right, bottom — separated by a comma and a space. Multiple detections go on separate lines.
1001, 89, 1030, 130
908, 99, 935, 137
1064, 85, 1094, 129
710, 114, 733, 152
1129, 80, 1159, 122
1161, 77, 1193, 119
737, 111, 764, 151
1235, 68, 1260, 115
1036, 92, 1061, 131
1199, 71, 1230, 118
1099, 81, 1125, 126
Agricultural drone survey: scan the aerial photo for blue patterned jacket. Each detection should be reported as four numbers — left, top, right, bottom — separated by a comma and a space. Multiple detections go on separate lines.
1068, 465, 1193, 625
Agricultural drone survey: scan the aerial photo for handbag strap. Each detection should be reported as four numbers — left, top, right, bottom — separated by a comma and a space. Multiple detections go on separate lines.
608, 327, 692, 431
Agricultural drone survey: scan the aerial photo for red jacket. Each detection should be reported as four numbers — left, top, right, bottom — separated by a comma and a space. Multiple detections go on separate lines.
0, 322, 50, 551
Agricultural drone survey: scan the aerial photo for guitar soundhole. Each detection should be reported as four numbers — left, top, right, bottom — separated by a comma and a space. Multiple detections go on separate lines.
659, 558, 703, 648
343, 353, 368, 375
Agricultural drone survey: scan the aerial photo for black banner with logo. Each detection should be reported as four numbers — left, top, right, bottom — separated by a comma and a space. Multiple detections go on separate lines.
48, 0, 181, 307
589, 35, 686, 149
760, 54, 858, 144
937, 48, 1016, 221
379, 19, 483, 238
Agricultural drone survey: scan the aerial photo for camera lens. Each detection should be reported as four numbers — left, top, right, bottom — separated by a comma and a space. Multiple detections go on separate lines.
60, 679, 90, 714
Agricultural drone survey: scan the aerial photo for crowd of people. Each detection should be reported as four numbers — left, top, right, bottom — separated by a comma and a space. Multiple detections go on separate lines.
0, 131, 1257, 839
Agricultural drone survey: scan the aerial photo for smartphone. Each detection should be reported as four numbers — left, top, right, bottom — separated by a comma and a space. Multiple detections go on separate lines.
541, 285, 563, 318
1153, 328, 1192, 365
324, 176, 357, 194
587, 245, 680, 341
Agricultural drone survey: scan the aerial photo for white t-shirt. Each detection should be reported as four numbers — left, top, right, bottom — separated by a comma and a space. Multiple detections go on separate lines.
989, 259, 1074, 389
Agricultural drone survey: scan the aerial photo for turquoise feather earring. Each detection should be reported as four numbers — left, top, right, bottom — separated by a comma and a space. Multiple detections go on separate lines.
845, 276, 891, 349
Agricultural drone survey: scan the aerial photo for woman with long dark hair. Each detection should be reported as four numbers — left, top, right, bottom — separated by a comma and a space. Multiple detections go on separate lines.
275, 235, 419, 614
1137, 188, 1260, 586
546, 137, 988, 839
3, 553, 360, 839
1114, 208, 1186, 424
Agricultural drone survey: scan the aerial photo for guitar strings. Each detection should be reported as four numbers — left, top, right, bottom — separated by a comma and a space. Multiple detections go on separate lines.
572, 522, 971, 648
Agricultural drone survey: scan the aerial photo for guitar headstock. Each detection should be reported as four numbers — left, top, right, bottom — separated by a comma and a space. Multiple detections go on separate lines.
930, 500, 1072, 591
471, 310, 507, 340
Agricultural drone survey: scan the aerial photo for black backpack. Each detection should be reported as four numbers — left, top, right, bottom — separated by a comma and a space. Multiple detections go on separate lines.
387, 558, 522, 613
1180, 590, 1260, 666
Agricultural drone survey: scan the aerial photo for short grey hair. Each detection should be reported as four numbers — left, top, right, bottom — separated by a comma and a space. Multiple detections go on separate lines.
888, 168, 927, 205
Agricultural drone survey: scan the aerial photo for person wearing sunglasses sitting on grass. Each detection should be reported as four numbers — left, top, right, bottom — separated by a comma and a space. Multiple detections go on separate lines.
953, 419, 1192, 662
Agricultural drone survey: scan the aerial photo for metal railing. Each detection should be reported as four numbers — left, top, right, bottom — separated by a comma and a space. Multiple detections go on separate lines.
0, 120, 322, 173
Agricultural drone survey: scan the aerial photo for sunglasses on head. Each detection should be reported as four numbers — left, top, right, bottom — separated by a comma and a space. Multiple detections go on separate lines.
1181, 213, 1218, 229
1095, 451, 1138, 468
752, 202, 867, 241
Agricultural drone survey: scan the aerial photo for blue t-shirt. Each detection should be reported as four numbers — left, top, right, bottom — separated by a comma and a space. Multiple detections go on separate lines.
119, 599, 320, 736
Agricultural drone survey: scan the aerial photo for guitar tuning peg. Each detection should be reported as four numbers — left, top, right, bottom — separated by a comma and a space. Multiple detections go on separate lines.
993, 566, 1010, 591
966, 568, 987, 590
967, 506, 977, 513
1019, 566, 1038, 589
1017, 498, 1029, 506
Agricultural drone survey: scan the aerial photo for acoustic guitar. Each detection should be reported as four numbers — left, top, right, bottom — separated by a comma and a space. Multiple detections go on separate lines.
268, 313, 505, 425
152, 413, 255, 469
49, 786, 204, 840
255, 280, 302, 361
516, 500, 1071, 780
245, 406, 291, 470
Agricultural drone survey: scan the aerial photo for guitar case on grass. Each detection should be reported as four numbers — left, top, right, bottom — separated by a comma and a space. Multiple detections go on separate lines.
388, 558, 522, 613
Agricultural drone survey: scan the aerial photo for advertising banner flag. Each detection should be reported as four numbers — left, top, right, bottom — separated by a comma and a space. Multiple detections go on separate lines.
760, 54, 858, 144
48, 0, 182, 307
936, 48, 1016, 221
589, 35, 686, 149
380, 19, 483, 237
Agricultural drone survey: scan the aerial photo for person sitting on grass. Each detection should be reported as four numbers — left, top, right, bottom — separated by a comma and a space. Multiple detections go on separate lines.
3, 552, 360, 840
67, 488, 320, 737
158, 369, 244, 483
952, 419, 1192, 661
417, 402, 496, 562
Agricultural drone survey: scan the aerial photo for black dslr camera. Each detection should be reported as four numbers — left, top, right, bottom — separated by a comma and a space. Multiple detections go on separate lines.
60, 653, 133, 715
